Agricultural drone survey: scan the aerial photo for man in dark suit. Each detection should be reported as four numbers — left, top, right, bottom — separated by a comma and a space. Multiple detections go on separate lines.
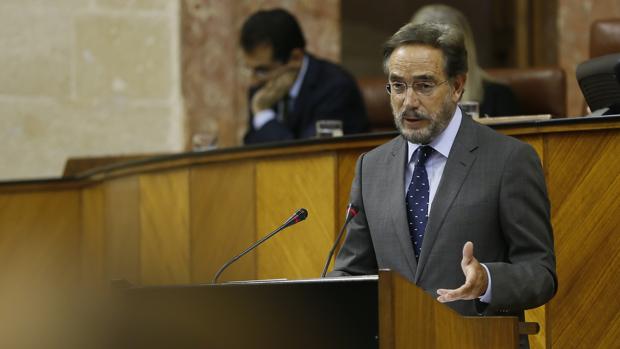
330, 22, 556, 345
240, 8, 368, 144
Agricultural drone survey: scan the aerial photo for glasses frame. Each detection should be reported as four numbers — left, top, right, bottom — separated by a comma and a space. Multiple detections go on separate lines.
386, 79, 449, 97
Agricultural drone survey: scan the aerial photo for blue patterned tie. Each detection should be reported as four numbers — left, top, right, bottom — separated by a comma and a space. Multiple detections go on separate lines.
406, 146, 434, 260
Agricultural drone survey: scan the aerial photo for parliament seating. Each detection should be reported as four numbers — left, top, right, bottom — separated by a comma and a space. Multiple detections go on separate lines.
486, 67, 566, 118
358, 67, 567, 132
590, 18, 620, 58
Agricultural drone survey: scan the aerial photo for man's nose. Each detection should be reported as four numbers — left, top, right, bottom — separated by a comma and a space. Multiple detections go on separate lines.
402, 86, 421, 109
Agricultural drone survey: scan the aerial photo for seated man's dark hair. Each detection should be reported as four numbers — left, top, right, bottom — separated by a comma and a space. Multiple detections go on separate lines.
240, 8, 306, 63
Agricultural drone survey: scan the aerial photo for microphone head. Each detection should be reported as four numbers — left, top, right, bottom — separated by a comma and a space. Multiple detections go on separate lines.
295, 208, 308, 222
282, 208, 309, 228
347, 205, 359, 218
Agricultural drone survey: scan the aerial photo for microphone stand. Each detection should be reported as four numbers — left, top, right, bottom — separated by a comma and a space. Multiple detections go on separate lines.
320, 204, 357, 277
212, 208, 307, 284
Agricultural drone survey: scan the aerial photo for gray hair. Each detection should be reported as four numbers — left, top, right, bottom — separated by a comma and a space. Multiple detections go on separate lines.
382, 22, 467, 79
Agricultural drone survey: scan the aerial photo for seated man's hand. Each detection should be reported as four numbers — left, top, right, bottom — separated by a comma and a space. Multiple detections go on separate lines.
436, 241, 488, 303
251, 64, 300, 115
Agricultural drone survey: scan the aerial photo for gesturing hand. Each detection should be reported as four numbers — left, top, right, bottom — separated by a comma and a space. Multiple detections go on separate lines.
436, 241, 488, 303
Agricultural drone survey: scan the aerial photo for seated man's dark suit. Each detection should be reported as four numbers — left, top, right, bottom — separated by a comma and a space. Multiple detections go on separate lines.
244, 54, 369, 144
331, 114, 557, 326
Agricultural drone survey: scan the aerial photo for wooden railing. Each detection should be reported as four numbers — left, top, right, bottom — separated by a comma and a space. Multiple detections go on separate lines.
1, 115, 619, 348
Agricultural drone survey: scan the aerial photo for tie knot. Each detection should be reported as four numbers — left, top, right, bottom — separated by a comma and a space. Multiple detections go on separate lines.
415, 146, 434, 166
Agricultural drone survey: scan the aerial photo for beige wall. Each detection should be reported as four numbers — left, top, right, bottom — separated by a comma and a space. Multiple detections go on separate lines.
0, 0, 183, 180
4, 0, 617, 179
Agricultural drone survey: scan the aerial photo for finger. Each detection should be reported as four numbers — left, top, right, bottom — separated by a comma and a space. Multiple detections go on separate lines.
436, 283, 470, 302
462, 241, 474, 265
268, 64, 298, 79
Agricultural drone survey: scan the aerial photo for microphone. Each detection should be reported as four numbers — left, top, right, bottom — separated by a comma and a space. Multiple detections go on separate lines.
320, 204, 359, 277
212, 208, 308, 284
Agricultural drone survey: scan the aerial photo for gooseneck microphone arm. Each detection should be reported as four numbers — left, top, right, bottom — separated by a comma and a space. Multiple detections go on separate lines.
321, 204, 358, 277
212, 208, 308, 284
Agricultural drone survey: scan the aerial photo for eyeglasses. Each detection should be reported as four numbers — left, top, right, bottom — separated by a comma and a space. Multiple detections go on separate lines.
386, 80, 448, 97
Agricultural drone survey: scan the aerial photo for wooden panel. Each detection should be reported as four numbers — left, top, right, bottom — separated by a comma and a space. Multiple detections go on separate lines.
519, 134, 544, 162
139, 170, 191, 285
518, 133, 547, 349
190, 162, 256, 283
74, 137, 386, 180
256, 154, 337, 279
0, 190, 80, 285
81, 184, 106, 284
63, 118, 620, 182
63, 153, 162, 177
380, 271, 519, 349
337, 150, 366, 227
526, 305, 547, 349
546, 129, 620, 348
321, 149, 368, 273
0, 119, 617, 347
104, 176, 141, 284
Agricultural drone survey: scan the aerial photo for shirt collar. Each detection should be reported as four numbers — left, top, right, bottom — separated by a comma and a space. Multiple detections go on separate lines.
407, 107, 462, 163
289, 55, 309, 99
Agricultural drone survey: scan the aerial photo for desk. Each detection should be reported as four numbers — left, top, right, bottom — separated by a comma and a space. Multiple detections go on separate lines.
1, 115, 619, 348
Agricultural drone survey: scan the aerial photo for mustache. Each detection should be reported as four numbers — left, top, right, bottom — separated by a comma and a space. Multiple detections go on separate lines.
398, 110, 431, 120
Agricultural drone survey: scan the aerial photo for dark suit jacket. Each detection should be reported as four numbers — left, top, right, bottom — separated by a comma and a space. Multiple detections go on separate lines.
244, 54, 369, 144
331, 115, 557, 320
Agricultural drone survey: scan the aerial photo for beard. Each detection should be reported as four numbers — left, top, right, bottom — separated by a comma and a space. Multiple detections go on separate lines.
393, 95, 455, 144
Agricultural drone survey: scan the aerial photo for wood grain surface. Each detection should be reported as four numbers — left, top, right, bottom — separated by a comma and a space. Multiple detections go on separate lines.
0, 190, 80, 285
104, 176, 141, 284
81, 184, 106, 284
139, 170, 191, 285
546, 129, 620, 348
190, 162, 256, 283
380, 270, 519, 349
256, 154, 337, 280
0, 119, 618, 348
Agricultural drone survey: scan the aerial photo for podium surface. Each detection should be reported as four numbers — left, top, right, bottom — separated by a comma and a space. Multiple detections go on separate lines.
118, 276, 378, 349
113, 271, 520, 349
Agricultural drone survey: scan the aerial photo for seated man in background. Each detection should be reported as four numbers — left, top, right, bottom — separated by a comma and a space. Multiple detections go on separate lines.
240, 8, 369, 144
411, 4, 521, 117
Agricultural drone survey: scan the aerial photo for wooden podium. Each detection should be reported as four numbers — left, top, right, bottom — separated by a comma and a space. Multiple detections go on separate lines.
113, 270, 523, 349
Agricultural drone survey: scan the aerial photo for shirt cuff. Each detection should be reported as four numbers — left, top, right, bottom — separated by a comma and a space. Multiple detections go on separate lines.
253, 109, 276, 130
479, 263, 492, 303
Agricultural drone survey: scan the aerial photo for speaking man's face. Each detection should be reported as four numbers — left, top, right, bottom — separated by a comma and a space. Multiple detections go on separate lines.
387, 44, 464, 144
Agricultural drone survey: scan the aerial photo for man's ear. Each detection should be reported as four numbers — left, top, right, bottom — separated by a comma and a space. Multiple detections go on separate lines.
451, 74, 467, 102
287, 48, 304, 68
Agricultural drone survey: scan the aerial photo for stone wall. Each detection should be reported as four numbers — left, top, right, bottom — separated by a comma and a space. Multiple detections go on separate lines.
0, 0, 183, 180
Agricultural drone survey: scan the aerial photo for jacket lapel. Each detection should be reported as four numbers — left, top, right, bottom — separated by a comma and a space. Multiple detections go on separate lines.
415, 115, 478, 281
386, 137, 418, 277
